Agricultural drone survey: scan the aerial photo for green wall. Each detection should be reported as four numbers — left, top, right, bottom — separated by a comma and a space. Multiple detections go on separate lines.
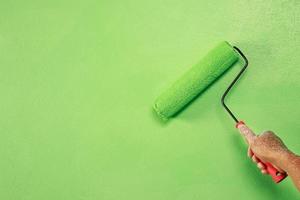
0, 0, 299, 199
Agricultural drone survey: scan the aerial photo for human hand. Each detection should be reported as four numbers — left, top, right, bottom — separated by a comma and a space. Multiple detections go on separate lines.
247, 131, 290, 174
240, 125, 300, 190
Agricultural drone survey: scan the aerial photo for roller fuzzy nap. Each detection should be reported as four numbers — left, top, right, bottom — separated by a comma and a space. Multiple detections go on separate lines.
153, 41, 238, 119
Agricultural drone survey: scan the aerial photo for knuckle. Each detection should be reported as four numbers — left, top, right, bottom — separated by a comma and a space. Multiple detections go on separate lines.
262, 130, 274, 136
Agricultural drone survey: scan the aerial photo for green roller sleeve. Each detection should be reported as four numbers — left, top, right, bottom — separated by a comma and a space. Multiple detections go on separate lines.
153, 41, 239, 119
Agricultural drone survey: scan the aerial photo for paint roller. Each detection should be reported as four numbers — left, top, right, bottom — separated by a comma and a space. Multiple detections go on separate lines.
153, 41, 287, 183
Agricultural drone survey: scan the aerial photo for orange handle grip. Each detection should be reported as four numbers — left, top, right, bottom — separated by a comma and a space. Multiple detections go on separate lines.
236, 121, 287, 183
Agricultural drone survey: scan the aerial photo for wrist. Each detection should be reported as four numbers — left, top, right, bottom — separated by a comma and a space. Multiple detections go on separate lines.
272, 149, 294, 171
277, 150, 299, 173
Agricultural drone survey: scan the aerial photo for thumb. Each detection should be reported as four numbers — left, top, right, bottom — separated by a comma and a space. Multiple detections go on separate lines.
237, 124, 256, 145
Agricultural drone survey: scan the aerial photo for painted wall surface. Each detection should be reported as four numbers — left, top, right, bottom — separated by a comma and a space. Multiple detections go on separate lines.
0, 1, 299, 199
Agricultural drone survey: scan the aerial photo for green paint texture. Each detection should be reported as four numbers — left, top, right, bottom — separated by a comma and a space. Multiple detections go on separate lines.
0, 0, 300, 200
154, 41, 238, 119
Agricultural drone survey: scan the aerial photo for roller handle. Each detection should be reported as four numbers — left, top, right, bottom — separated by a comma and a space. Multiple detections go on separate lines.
236, 121, 287, 183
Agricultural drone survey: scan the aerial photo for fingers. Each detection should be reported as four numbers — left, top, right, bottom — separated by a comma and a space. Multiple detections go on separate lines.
248, 149, 268, 174
258, 163, 285, 175
248, 148, 259, 163
250, 153, 265, 169
247, 147, 254, 158
248, 153, 285, 175
252, 155, 259, 163
272, 164, 285, 173
261, 169, 268, 174
257, 162, 265, 169
256, 160, 268, 174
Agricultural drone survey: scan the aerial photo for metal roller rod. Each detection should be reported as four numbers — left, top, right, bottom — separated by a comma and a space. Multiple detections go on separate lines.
221, 46, 248, 123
